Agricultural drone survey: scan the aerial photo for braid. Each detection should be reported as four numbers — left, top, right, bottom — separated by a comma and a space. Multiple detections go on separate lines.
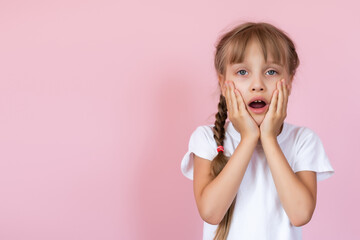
211, 94, 237, 240
211, 94, 229, 177
213, 95, 228, 147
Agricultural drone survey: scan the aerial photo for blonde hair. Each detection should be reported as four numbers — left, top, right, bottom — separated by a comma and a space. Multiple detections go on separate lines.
211, 21, 300, 240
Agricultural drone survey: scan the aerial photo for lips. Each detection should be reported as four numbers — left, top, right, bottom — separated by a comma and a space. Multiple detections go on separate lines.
247, 96, 269, 114
247, 96, 268, 106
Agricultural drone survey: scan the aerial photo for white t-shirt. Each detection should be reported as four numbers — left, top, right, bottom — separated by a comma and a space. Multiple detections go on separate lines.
181, 121, 335, 240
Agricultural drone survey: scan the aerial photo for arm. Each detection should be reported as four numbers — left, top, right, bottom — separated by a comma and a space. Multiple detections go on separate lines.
193, 137, 258, 225
261, 136, 317, 227
259, 79, 317, 226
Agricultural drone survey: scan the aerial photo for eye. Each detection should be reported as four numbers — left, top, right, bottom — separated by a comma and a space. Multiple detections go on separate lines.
237, 69, 248, 75
266, 70, 278, 75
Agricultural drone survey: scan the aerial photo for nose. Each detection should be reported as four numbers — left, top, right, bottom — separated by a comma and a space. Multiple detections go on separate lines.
249, 76, 266, 92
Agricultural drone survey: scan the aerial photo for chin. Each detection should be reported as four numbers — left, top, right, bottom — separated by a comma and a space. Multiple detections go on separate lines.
252, 115, 265, 126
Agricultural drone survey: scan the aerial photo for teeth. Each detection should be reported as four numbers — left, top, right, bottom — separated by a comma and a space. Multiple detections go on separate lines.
254, 100, 263, 103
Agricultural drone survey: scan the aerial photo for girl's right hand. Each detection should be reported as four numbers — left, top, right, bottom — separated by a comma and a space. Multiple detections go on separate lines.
224, 81, 260, 141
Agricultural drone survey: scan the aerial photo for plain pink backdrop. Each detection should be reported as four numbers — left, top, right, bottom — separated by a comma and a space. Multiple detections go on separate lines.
0, 0, 358, 239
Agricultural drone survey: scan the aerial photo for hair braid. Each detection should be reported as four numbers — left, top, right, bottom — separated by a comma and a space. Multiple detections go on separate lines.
211, 94, 237, 240
213, 95, 227, 148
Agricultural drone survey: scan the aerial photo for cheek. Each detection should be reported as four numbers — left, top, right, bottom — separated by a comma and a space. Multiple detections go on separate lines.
233, 83, 245, 93
234, 87, 247, 99
269, 81, 278, 92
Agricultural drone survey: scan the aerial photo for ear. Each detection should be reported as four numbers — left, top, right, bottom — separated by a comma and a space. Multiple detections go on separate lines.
287, 75, 294, 96
218, 74, 225, 96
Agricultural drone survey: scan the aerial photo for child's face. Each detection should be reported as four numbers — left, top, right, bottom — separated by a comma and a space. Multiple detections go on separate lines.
220, 39, 293, 126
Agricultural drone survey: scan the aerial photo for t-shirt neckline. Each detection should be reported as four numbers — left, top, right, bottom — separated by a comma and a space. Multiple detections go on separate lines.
226, 121, 288, 145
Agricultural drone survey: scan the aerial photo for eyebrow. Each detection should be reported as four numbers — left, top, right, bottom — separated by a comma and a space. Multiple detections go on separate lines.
230, 62, 283, 68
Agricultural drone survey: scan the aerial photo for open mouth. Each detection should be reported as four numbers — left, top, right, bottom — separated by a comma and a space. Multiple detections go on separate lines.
248, 100, 267, 109
247, 98, 268, 114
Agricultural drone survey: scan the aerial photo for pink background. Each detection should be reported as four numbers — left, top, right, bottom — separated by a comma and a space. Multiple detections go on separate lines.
0, 0, 358, 239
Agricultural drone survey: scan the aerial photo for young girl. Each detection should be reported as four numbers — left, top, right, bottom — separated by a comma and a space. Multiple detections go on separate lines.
180, 22, 335, 240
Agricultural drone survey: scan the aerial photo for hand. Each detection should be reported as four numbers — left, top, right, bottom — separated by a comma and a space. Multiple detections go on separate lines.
223, 81, 260, 141
260, 79, 290, 140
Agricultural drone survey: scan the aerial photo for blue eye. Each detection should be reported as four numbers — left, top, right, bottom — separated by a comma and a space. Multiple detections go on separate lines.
266, 70, 277, 75
237, 70, 248, 75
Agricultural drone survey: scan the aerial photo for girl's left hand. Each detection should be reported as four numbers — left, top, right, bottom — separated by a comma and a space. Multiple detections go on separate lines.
260, 79, 290, 139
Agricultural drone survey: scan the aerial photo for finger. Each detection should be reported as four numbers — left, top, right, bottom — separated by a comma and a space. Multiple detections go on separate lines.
234, 88, 246, 111
229, 81, 239, 113
276, 79, 284, 116
225, 81, 233, 112
269, 84, 279, 114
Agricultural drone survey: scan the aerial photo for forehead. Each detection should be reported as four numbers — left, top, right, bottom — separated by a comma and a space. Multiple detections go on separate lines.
226, 34, 287, 67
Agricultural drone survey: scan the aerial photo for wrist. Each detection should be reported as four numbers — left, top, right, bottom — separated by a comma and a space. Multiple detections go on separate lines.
260, 135, 278, 144
241, 135, 259, 145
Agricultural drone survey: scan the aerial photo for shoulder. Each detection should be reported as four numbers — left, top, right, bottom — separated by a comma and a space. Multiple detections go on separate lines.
284, 122, 321, 144
192, 124, 215, 136
285, 122, 326, 156
288, 123, 335, 181
189, 124, 216, 144
181, 124, 218, 180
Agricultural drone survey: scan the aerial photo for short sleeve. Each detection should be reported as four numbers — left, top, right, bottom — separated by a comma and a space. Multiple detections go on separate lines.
294, 128, 335, 182
180, 126, 218, 181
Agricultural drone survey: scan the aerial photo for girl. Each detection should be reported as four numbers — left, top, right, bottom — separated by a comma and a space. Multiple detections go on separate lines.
180, 22, 335, 240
